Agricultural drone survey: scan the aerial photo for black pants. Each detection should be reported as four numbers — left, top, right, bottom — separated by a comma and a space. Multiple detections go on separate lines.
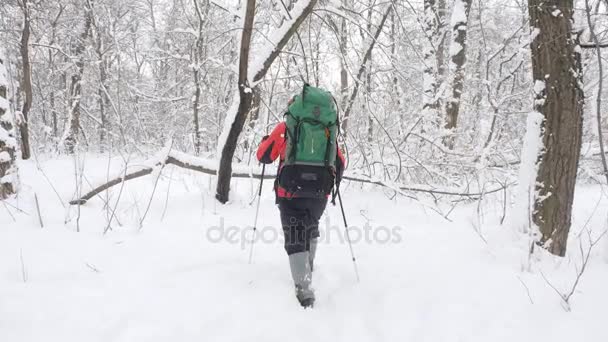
278, 198, 328, 255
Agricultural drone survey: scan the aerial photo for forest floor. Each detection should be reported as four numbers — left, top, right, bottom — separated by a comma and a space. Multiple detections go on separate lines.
1, 154, 608, 342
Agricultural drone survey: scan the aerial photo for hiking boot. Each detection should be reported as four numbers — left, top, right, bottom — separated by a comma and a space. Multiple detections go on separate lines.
289, 252, 315, 307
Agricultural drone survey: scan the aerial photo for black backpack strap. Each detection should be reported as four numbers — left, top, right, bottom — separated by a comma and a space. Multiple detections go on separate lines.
323, 126, 332, 167
284, 112, 299, 162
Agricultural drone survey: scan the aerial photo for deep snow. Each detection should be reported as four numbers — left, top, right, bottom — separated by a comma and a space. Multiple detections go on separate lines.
1, 155, 607, 342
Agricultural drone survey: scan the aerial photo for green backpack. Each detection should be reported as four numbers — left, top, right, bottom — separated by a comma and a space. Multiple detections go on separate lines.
278, 84, 339, 198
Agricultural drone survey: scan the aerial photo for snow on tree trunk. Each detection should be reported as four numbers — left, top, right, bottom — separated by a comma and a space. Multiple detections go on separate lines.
215, 0, 317, 204
421, 0, 447, 131
61, 3, 92, 154
0, 54, 18, 199
444, 0, 472, 149
527, 0, 584, 257
511, 110, 544, 236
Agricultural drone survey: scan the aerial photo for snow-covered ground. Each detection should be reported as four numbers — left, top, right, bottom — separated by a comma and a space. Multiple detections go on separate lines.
1, 155, 607, 342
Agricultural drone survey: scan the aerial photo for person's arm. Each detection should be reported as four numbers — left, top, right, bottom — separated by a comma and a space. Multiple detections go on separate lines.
256, 122, 287, 164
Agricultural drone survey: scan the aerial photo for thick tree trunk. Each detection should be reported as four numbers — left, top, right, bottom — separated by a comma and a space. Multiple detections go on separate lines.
0, 56, 18, 198
215, 0, 256, 204
528, 0, 583, 257
19, 0, 32, 160
444, 0, 472, 148
215, 0, 318, 203
62, 4, 93, 154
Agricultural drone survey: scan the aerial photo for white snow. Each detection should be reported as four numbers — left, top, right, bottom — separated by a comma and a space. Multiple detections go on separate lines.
450, 42, 463, 57
0, 54, 7, 86
533, 80, 547, 107
0, 151, 10, 163
530, 28, 541, 43
451, 0, 467, 24
215, 91, 240, 160
0, 96, 8, 111
510, 111, 544, 234
1, 156, 608, 342
0, 128, 16, 148
533, 80, 545, 95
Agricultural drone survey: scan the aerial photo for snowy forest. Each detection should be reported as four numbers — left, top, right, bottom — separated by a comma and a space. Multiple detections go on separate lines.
1, 0, 608, 340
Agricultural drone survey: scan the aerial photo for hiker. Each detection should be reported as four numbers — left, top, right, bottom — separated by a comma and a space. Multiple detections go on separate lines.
256, 85, 346, 308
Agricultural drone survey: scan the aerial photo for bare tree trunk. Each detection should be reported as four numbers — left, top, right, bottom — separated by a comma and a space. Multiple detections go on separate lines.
90, 2, 109, 152
215, 0, 256, 203
192, 0, 208, 155
365, 0, 373, 142
340, 9, 349, 115
436, 0, 448, 83
528, 0, 583, 257
0, 55, 18, 198
18, 0, 32, 160
215, 0, 318, 203
584, 0, 608, 184
444, 0, 472, 149
62, 2, 93, 154
48, 4, 64, 142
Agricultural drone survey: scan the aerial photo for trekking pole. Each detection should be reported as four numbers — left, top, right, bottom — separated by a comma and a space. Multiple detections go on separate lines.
248, 163, 266, 264
337, 188, 360, 282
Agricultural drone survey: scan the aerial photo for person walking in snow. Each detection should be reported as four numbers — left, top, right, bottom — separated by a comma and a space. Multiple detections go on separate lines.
256, 84, 345, 308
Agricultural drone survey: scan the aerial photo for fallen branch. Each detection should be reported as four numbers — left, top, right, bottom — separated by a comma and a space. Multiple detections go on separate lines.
70, 150, 511, 205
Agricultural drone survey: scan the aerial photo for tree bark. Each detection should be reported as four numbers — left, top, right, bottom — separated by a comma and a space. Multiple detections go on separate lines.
62, 3, 93, 154
215, 0, 256, 204
0, 56, 18, 198
444, 0, 472, 149
18, 0, 32, 160
215, 0, 318, 203
48, 4, 63, 142
528, 0, 584, 257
